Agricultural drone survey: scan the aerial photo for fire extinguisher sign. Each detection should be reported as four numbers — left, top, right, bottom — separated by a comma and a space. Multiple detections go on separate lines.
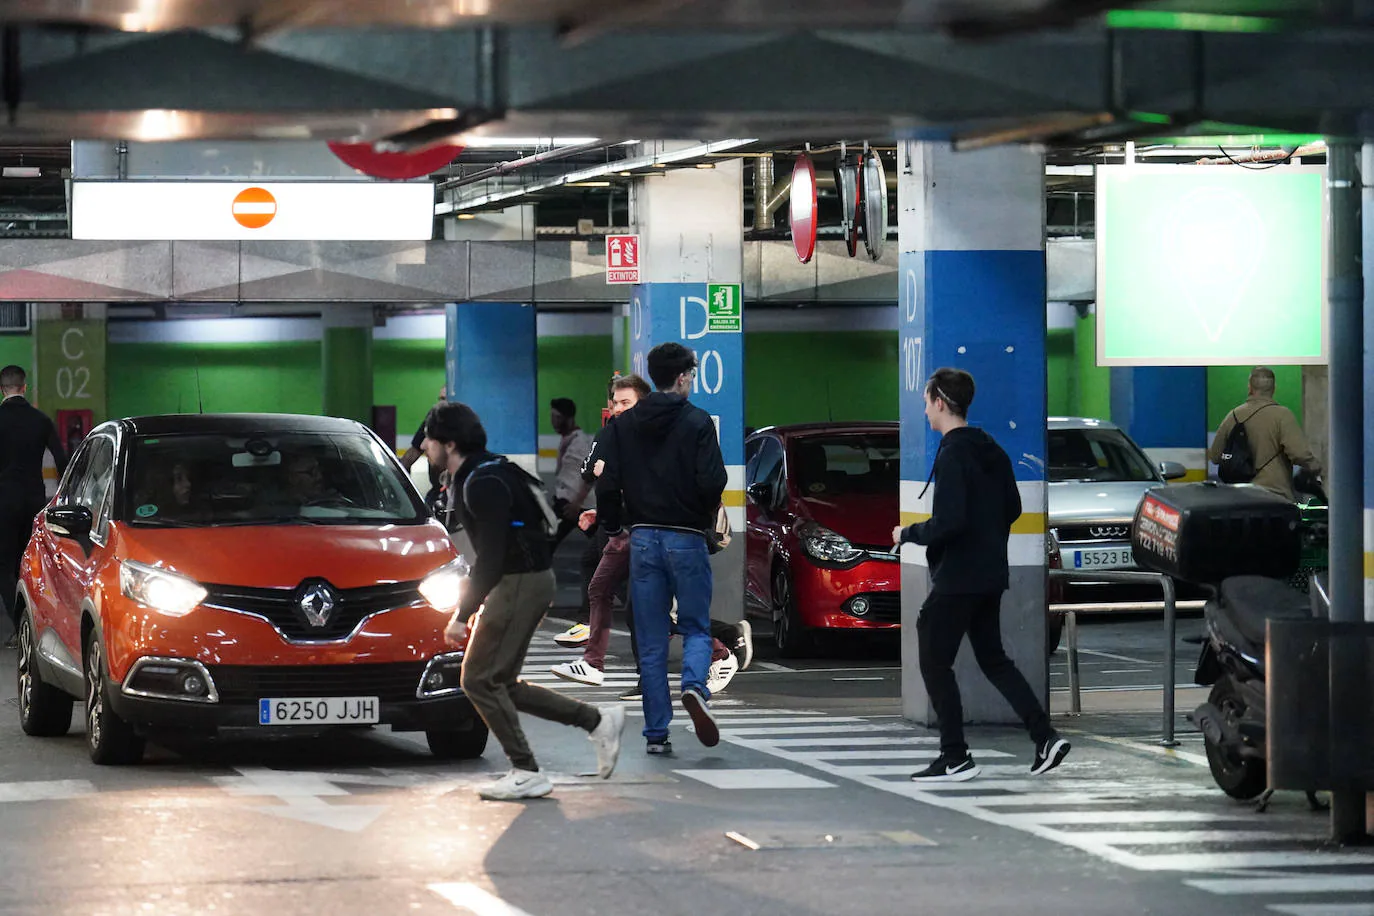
606, 234, 641, 284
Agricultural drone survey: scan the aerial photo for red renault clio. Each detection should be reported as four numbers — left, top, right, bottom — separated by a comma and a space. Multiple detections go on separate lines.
744, 423, 901, 656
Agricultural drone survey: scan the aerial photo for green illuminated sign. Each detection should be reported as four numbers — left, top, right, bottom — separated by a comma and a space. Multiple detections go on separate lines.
1096, 164, 1326, 367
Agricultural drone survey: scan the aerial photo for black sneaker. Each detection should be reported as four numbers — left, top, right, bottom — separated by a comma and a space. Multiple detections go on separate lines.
620, 684, 643, 702
910, 755, 980, 782
646, 740, 673, 756
1031, 735, 1071, 775
681, 688, 719, 747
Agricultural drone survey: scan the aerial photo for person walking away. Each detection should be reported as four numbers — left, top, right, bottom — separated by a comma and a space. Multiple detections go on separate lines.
596, 343, 728, 755
422, 402, 625, 800
0, 365, 66, 647
892, 367, 1069, 782
549, 397, 596, 648
1207, 366, 1321, 500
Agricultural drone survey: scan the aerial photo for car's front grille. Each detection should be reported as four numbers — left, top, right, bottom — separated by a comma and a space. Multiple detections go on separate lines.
848, 592, 902, 623
1055, 524, 1132, 543
202, 580, 423, 642
208, 662, 426, 703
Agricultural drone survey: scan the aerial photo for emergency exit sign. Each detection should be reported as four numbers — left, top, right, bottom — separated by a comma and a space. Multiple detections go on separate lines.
606, 234, 640, 284
707, 283, 742, 332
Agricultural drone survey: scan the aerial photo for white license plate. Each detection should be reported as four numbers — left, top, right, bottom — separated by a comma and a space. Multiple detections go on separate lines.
258, 697, 380, 726
1073, 548, 1134, 569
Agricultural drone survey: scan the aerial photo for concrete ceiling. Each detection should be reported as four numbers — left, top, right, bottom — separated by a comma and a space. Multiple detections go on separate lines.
0, 2, 1368, 148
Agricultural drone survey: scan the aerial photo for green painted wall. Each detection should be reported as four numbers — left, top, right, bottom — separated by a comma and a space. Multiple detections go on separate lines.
1074, 312, 1112, 421
1046, 328, 1074, 417
374, 338, 446, 443
107, 342, 322, 419
744, 330, 897, 428
1206, 365, 1303, 429
0, 334, 32, 392
537, 336, 615, 436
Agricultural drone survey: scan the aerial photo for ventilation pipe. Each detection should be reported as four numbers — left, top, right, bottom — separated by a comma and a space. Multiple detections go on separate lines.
753, 154, 774, 231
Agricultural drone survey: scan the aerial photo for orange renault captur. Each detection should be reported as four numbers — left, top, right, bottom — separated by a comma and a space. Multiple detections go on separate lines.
11, 413, 486, 765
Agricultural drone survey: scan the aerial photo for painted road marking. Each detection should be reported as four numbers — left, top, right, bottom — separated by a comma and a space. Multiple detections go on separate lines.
212, 767, 389, 833
1065, 830, 1323, 846
1188, 876, 1374, 895
673, 768, 836, 790
430, 883, 536, 916
0, 780, 96, 802
1269, 906, 1374, 916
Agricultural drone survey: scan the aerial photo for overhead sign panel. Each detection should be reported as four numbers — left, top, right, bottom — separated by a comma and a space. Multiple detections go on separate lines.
72, 181, 435, 240
1096, 164, 1326, 367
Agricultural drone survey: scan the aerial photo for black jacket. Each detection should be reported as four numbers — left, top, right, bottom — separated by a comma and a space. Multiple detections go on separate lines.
595, 392, 727, 536
899, 426, 1021, 595
446, 451, 552, 621
0, 397, 65, 512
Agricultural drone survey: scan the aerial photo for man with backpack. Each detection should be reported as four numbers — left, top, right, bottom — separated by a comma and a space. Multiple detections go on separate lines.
1209, 367, 1321, 500
422, 402, 626, 801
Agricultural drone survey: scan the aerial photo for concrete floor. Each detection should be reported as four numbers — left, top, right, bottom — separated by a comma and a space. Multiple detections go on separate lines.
2, 607, 1371, 916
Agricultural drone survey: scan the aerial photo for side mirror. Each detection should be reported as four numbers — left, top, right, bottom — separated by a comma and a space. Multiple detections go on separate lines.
1159, 461, 1188, 481
45, 505, 93, 543
746, 482, 772, 507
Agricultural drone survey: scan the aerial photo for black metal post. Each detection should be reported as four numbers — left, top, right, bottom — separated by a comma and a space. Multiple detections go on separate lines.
1324, 139, 1367, 843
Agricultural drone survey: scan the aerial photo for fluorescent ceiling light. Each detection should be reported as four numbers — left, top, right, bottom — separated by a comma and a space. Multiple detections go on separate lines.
458, 136, 599, 149
1, 167, 42, 178
569, 181, 612, 187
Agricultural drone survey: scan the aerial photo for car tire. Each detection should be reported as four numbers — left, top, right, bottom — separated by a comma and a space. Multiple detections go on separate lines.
84, 633, 145, 766
16, 611, 74, 738
426, 718, 489, 760
1047, 614, 1065, 657
771, 566, 812, 659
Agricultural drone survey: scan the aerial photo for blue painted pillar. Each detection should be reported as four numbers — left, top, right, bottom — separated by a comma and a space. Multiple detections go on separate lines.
1110, 367, 1207, 481
445, 302, 537, 474
630, 152, 745, 624
898, 141, 1048, 725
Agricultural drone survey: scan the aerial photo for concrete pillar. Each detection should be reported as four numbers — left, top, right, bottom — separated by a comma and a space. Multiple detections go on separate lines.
1110, 367, 1208, 480
32, 303, 108, 495
445, 302, 538, 475
897, 141, 1048, 725
321, 305, 373, 424
629, 151, 745, 625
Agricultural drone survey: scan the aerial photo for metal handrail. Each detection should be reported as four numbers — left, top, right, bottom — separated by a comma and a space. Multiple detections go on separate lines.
1048, 568, 1183, 747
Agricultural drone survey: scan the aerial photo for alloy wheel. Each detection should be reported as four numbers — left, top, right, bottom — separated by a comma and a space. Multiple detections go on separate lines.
17, 618, 34, 721
86, 640, 103, 750
772, 571, 791, 649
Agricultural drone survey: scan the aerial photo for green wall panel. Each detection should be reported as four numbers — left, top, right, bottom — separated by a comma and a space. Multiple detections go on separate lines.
0, 334, 33, 392
1207, 365, 1303, 430
1046, 328, 1074, 418
537, 336, 615, 435
374, 338, 446, 446
1074, 312, 1112, 421
108, 342, 322, 419
744, 330, 898, 428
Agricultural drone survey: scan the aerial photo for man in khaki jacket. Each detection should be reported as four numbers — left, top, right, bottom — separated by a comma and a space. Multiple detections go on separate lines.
1208, 367, 1321, 499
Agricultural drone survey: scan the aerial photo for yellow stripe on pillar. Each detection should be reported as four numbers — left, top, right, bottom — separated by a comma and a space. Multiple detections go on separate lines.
721, 489, 746, 507
1365, 552, 1374, 579
900, 511, 931, 528
1011, 513, 1046, 535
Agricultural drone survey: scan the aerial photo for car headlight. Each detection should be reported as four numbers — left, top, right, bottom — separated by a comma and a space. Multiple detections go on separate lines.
120, 560, 207, 617
419, 557, 470, 612
799, 522, 863, 565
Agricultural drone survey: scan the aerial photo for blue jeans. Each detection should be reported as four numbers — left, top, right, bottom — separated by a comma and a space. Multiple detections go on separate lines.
629, 527, 714, 742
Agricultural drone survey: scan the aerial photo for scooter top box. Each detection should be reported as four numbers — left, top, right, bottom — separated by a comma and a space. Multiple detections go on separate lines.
1131, 482, 1301, 586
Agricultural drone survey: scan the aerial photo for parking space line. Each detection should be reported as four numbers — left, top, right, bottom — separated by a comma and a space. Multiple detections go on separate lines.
430, 882, 536, 916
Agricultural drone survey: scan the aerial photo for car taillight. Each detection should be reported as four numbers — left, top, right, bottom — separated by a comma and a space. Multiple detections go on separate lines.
1046, 534, 1065, 604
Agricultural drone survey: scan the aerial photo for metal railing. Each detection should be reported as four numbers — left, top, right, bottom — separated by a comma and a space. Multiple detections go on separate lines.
1049, 569, 1206, 747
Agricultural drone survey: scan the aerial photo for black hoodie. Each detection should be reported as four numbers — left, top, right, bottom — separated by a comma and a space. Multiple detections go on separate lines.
595, 392, 727, 536
899, 426, 1022, 595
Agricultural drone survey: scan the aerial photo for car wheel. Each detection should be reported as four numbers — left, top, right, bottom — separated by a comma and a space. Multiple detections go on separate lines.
84, 634, 145, 766
1202, 680, 1267, 800
771, 566, 812, 658
426, 718, 489, 760
17, 611, 73, 737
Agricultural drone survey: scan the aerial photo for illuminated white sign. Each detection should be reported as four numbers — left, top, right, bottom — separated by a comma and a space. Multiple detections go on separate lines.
72, 181, 434, 241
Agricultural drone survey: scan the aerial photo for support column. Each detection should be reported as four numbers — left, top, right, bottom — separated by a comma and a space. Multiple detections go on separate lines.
445, 302, 537, 474
1110, 367, 1208, 480
33, 303, 107, 492
898, 141, 1048, 725
321, 305, 373, 424
629, 152, 745, 625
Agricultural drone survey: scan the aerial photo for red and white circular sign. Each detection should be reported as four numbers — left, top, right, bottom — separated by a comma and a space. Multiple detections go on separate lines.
789, 154, 818, 264
232, 187, 277, 229
327, 141, 464, 180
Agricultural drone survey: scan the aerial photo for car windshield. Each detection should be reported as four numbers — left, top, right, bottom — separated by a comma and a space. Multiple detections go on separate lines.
1048, 427, 1158, 483
791, 434, 899, 497
122, 431, 426, 527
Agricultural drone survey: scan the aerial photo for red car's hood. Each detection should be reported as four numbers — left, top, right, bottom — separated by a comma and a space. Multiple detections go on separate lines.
113, 520, 459, 589
798, 492, 898, 548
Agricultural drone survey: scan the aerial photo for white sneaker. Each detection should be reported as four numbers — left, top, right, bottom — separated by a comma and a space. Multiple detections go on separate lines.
588, 704, 626, 778
478, 769, 553, 801
706, 652, 739, 694
554, 623, 590, 648
736, 620, 754, 670
550, 660, 605, 686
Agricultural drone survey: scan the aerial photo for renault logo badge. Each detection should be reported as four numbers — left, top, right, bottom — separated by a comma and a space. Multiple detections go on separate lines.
299, 583, 336, 628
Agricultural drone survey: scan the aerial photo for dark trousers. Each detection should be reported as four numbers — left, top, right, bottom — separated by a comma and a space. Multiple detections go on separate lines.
917, 591, 1053, 758
460, 570, 600, 771
0, 498, 38, 625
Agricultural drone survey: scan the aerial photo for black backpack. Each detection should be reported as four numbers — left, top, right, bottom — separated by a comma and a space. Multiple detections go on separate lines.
1217, 405, 1274, 484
